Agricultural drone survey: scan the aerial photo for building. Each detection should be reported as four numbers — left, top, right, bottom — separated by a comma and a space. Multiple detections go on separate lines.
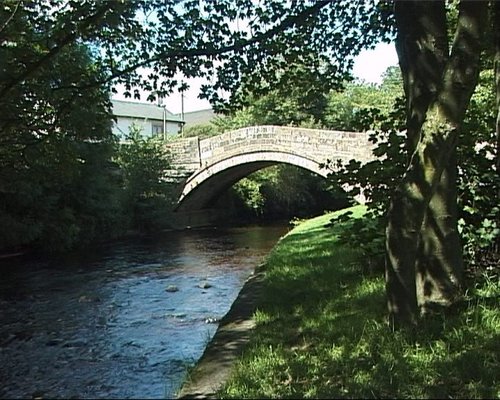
111, 99, 184, 140
182, 108, 216, 127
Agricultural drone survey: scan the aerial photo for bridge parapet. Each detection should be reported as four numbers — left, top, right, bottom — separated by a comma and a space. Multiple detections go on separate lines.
197, 125, 374, 169
166, 125, 375, 173
165, 137, 201, 171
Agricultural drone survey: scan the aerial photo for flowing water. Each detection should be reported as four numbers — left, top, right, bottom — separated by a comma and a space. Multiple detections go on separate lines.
0, 225, 288, 399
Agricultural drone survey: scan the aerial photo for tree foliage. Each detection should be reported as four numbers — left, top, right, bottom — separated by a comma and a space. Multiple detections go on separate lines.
325, 66, 404, 131
1, 1, 393, 107
0, 40, 122, 252
115, 126, 175, 232
325, 66, 406, 273
183, 122, 219, 139
458, 69, 499, 272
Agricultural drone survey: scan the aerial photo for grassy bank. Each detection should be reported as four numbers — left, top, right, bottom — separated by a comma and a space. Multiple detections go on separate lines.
217, 205, 499, 399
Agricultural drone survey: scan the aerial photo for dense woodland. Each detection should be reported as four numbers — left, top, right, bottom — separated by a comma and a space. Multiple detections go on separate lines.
0, 1, 498, 327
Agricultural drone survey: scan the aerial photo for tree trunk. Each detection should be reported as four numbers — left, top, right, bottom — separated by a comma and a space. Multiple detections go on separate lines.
416, 151, 464, 312
386, 115, 457, 327
394, 1, 448, 155
387, 0, 486, 328
393, 1, 463, 312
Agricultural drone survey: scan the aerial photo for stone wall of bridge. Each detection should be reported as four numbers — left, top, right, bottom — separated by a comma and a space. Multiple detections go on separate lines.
166, 125, 375, 174
197, 126, 374, 168
166, 136, 201, 171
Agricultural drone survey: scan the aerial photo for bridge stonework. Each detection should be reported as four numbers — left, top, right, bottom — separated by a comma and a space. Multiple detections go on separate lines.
166, 125, 375, 212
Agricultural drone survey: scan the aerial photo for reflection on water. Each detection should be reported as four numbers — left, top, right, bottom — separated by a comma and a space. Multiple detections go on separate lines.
0, 225, 288, 399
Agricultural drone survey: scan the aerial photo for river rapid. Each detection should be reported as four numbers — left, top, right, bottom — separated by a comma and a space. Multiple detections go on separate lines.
0, 225, 288, 399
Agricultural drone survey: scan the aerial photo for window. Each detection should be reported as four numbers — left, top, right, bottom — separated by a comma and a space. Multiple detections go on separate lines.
152, 123, 163, 137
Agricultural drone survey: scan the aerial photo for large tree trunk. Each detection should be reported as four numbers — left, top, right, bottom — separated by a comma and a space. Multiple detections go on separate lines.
393, 1, 463, 313
386, 0, 486, 328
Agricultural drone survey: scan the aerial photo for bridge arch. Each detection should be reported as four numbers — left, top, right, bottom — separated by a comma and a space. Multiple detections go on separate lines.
175, 151, 332, 211
167, 125, 375, 212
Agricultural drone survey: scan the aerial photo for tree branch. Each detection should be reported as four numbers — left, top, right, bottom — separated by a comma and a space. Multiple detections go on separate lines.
0, 3, 111, 98
0, 0, 22, 36
50, 1, 332, 94
440, 0, 488, 124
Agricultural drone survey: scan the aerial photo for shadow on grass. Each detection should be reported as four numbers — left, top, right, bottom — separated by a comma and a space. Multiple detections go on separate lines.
217, 207, 499, 399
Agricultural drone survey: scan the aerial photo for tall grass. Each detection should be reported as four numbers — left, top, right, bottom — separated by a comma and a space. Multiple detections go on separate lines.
218, 206, 499, 399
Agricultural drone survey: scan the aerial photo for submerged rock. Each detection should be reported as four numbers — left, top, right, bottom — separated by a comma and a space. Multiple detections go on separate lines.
197, 281, 212, 289
169, 313, 187, 319
45, 338, 64, 347
78, 295, 101, 303
165, 285, 179, 292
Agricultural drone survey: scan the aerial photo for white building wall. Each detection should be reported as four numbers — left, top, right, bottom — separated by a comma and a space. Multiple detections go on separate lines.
113, 116, 182, 140
113, 117, 153, 139
166, 121, 182, 135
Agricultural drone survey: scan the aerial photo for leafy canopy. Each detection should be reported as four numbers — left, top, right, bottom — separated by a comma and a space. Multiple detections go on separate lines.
1, 0, 394, 111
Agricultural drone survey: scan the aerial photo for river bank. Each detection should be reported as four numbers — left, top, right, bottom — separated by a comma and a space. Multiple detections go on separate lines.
176, 263, 268, 399
178, 205, 499, 399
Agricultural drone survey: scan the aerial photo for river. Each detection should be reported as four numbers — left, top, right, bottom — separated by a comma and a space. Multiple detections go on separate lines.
0, 224, 288, 399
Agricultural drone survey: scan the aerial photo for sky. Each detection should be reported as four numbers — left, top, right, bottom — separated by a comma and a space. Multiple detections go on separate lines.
352, 42, 398, 85
113, 42, 399, 115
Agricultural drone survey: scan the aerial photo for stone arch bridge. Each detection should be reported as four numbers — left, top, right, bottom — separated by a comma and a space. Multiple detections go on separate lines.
165, 125, 375, 214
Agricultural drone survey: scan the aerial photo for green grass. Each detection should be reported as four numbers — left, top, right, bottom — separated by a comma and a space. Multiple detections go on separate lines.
217, 205, 500, 399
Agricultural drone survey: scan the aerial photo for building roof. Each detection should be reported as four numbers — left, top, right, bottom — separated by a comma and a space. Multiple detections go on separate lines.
111, 99, 184, 123
183, 108, 217, 126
